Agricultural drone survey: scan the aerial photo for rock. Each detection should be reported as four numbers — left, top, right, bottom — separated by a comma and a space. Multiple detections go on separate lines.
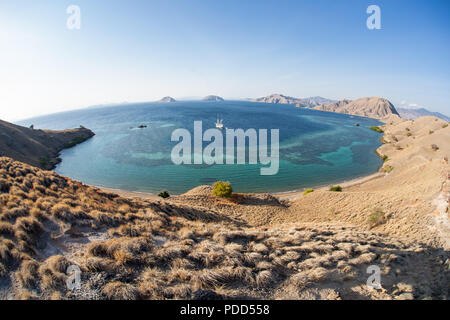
395, 293, 414, 300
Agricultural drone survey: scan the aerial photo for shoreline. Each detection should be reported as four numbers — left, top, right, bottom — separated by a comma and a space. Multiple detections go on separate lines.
98, 170, 386, 202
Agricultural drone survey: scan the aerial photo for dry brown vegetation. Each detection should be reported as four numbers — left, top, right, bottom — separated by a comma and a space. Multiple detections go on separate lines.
0, 156, 448, 300
0, 116, 449, 300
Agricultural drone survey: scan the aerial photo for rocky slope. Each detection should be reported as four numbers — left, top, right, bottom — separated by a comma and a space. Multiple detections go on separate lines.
313, 97, 399, 120
255, 94, 334, 107
0, 119, 94, 170
202, 95, 224, 102
158, 96, 176, 103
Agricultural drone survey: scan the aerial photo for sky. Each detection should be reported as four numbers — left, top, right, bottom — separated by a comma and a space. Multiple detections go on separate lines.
0, 0, 449, 121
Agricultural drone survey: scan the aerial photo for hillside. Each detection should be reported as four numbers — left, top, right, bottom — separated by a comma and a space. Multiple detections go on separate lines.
313, 97, 399, 120
0, 154, 447, 300
255, 94, 335, 107
0, 120, 94, 170
397, 107, 450, 122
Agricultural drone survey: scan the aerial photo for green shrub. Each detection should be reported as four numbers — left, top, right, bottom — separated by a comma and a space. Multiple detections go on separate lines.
431, 144, 439, 151
429, 130, 434, 135
406, 132, 412, 137
303, 189, 314, 195
370, 126, 383, 133
212, 181, 233, 198
382, 155, 388, 161
384, 165, 394, 173
368, 208, 386, 228
39, 157, 48, 167
442, 123, 448, 128
158, 191, 170, 199
329, 186, 342, 192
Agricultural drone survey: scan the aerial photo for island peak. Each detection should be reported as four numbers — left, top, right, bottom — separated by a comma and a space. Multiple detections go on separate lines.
158, 96, 176, 103
202, 95, 224, 102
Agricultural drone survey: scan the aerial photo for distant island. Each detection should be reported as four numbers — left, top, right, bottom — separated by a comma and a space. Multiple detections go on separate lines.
254, 94, 400, 120
202, 95, 224, 102
397, 107, 450, 122
255, 94, 335, 107
158, 96, 176, 103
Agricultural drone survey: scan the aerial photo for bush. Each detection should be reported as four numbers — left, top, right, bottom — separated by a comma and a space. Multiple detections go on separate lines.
158, 191, 170, 199
329, 186, 342, 192
382, 155, 388, 161
431, 144, 439, 151
384, 165, 394, 173
406, 132, 412, 137
442, 123, 448, 128
303, 189, 314, 195
368, 208, 386, 228
39, 157, 49, 167
212, 181, 233, 198
370, 126, 383, 133
429, 130, 434, 135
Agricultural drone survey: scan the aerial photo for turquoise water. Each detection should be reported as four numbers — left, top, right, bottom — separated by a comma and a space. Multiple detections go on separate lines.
18, 101, 383, 194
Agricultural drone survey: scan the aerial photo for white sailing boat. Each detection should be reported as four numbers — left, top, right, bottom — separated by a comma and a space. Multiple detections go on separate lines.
215, 115, 224, 129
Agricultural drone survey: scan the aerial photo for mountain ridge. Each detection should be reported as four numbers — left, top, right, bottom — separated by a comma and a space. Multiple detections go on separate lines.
255, 94, 335, 107
313, 97, 399, 120
397, 107, 450, 122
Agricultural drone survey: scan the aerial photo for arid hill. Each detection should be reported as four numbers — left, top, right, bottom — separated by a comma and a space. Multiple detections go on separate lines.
0, 119, 94, 170
0, 156, 448, 300
313, 97, 399, 120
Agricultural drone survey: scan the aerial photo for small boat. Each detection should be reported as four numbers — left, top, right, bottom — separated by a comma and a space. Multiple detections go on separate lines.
215, 115, 224, 129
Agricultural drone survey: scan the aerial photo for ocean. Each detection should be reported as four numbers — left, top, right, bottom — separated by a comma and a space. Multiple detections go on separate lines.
18, 100, 383, 194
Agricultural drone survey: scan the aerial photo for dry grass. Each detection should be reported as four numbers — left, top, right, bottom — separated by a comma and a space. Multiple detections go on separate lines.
0, 157, 448, 300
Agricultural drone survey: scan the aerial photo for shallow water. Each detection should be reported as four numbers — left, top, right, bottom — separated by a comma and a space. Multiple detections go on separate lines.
18, 100, 383, 194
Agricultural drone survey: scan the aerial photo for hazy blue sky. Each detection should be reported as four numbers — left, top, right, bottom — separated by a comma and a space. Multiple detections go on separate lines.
1, 0, 449, 121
